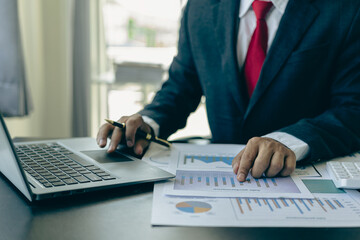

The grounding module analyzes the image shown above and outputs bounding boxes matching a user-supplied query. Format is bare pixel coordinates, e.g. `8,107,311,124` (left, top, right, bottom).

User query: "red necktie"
244,0,273,97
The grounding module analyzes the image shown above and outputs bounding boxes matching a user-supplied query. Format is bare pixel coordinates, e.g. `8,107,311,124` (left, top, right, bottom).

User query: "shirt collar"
239,0,289,18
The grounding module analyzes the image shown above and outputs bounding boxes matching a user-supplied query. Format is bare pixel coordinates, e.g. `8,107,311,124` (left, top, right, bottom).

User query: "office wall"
5,0,73,139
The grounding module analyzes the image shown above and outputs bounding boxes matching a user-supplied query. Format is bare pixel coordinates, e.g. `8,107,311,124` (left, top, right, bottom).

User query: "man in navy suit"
97,0,360,181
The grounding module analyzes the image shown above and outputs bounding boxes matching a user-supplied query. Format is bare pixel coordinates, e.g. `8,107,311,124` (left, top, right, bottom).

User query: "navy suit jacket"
139,0,360,162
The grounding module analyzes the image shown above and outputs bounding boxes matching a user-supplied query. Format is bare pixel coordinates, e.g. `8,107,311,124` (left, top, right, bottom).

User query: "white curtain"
3,0,107,138
71,0,91,137
0,0,32,117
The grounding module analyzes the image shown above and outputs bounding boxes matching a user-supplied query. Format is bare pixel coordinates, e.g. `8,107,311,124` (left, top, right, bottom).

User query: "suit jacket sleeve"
138,2,203,139
280,7,360,162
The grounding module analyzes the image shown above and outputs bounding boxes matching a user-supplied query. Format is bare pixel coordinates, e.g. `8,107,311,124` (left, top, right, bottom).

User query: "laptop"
0,114,174,201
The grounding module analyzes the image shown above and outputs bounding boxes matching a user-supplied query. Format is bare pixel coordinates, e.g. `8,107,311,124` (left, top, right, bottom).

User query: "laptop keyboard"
15,143,116,188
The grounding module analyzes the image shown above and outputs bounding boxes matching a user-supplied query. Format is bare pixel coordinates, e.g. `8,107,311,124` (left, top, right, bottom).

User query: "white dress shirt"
144,0,310,161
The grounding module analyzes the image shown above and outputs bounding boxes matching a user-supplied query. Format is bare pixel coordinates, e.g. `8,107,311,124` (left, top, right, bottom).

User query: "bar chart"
230,194,360,225
233,197,346,215
166,170,314,198
153,182,360,227
174,170,299,192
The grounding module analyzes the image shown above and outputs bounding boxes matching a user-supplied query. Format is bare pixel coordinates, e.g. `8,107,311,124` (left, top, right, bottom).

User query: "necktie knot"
252,0,273,20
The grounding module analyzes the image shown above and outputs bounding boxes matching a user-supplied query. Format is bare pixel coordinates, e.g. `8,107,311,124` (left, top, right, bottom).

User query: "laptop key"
58,174,71,179
101,176,116,180
47,167,58,171
42,182,53,188
45,175,57,180
35,176,44,181
36,170,48,174
96,172,110,177
74,176,91,183
38,179,48,184
84,173,102,182
69,173,81,177
52,181,65,187
48,177,61,183
73,166,85,171
64,170,77,174
54,172,65,176
63,178,78,185
79,170,91,174
87,166,102,172
41,173,52,178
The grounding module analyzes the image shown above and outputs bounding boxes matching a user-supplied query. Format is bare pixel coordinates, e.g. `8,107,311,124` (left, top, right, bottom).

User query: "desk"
2,141,360,240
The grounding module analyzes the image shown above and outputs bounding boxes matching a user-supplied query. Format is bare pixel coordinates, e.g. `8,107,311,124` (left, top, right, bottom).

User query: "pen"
105,119,172,148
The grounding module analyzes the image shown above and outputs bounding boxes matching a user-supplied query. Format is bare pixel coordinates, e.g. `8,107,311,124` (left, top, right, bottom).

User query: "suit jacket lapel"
244,0,319,120
211,0,248,115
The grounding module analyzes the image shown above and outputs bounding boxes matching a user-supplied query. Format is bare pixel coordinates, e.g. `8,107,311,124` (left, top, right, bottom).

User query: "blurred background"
2,0,210,141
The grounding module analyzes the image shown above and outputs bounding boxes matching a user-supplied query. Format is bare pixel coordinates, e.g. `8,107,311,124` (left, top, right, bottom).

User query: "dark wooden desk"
2,138,360,240
2,175,360,240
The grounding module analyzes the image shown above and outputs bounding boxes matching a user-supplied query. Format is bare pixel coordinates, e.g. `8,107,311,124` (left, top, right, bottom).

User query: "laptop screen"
0,115,32,201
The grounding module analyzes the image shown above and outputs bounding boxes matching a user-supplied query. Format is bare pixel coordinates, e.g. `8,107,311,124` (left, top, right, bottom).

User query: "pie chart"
176,201,212,213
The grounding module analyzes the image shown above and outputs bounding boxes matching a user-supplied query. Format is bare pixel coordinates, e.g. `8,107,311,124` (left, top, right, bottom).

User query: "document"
152,180,360,227
142,143,320,176
149,144,360,227
151,143,313,198
164,170,313,198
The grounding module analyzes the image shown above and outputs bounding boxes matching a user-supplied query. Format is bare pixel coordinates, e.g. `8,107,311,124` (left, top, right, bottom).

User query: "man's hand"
232,137,296,182
96,114,152,156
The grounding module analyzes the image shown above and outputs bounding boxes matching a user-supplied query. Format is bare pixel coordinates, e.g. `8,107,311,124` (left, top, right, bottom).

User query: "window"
103,0,183,48
97,0,210,140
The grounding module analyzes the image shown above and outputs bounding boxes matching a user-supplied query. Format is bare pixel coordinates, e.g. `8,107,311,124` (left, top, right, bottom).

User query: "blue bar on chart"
180,176,185,185
230,177,235,187
222,177,227,185
214,177,218,187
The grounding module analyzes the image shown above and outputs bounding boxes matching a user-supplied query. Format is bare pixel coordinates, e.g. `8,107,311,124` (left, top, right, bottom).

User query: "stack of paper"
142,144,360,227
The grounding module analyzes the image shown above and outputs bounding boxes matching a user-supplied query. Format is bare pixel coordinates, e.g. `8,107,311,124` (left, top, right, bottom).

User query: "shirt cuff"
142,116,160,137
263,132,310,161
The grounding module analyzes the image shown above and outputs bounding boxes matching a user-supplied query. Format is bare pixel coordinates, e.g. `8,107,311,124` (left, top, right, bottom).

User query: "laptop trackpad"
81,150,133,164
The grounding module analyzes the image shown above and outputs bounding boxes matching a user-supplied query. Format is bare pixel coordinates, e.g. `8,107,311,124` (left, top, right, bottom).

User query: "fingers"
108,125,124,153
232,149,244,175
237,140,259,181
264,152,284,177
251,149,272,178
96,122,115,148
96,114,152,155
124,114,144,147
280,152,296,176
265,147,296,177
232,137,297,182
104,116,128,153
